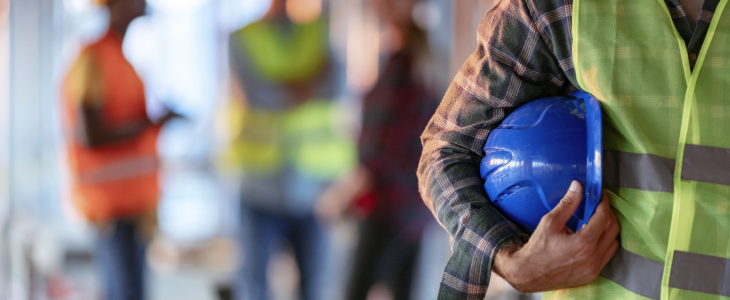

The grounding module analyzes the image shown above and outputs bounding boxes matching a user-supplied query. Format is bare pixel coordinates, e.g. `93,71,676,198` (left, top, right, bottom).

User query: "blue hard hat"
480,91,602,233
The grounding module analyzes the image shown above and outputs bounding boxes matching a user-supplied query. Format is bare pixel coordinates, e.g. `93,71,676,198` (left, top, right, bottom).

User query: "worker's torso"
225,19,356,214
62,30,159,222
545,0,730,299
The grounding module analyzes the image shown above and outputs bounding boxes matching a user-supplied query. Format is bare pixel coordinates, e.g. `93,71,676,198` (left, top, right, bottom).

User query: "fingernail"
569,181,579,192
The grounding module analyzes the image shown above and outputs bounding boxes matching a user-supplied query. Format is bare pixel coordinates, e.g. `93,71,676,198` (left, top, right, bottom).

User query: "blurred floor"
150,269,219,300
18,217,536,300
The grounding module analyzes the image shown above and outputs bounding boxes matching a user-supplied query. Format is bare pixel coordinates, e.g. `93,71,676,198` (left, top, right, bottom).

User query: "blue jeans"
95,219,146,300
236,203,326,300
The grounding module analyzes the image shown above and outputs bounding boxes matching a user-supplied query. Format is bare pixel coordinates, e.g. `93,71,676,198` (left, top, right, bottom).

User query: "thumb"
546,180,583,230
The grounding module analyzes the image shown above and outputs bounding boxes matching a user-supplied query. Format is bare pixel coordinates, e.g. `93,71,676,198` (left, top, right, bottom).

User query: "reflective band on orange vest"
601,247,730,299
77,156,158,184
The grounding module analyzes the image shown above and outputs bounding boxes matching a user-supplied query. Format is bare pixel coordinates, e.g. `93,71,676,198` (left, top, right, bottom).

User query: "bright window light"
147,0,211,13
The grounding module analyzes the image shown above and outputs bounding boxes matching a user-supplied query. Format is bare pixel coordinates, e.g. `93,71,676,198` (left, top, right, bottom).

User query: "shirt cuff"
438,206,528,299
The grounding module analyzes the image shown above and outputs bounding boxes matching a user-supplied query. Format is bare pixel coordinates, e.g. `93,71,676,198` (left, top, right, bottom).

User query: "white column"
6,0,63,298
449,0,497,78
0,0,10,297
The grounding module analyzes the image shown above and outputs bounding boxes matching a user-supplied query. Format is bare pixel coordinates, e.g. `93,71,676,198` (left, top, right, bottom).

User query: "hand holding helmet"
483,92,620,292
492,181,620,293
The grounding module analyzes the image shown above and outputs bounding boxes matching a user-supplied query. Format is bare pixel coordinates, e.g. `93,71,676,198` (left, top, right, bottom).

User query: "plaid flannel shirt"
417,0,719,298
359,51,437,236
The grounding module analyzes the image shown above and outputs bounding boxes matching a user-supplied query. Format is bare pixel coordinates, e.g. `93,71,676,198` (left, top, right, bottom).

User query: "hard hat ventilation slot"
497,102,560,130
480,149,513,179
493,185,526,204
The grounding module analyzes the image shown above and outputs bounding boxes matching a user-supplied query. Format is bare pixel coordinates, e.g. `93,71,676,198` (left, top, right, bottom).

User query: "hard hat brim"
571,91,603,231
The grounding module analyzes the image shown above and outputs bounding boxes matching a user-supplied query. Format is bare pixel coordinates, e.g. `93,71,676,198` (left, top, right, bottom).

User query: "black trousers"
344,218,421,300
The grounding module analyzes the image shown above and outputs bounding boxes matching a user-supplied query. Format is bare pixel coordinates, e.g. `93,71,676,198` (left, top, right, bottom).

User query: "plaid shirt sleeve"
417,0,577,298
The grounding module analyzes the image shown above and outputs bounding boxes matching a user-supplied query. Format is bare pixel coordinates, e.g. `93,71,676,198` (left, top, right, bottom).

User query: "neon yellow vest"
224,99,355,179
282,100,356,179
224,101,285,175
544,0,730,299
224,18,355,177
224,18,327,174
235,18,327,83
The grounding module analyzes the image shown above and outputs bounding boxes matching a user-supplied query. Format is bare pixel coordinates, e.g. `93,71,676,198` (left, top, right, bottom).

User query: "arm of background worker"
76,104,178,148
416,0,576,298
287,52,341,104
228,68,249,106
227,34,260,108
72,54,177,148
315,165,372,223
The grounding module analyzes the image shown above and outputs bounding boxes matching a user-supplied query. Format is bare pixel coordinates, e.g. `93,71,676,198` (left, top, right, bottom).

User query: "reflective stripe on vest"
282,99,356,179
680,145,730,186
603,151,676,192
600,247,730,299
603,145,730,192
547,0,730,299
77,155,158,184
600,247,663,300
224,101,285,174
224,99,356,178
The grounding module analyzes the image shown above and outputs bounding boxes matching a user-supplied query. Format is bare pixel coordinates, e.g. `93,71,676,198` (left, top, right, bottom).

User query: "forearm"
99,120,154,145
418,119,529,297
84,120,154,148
418,142,493,237
492,237,526,278
77,106,155,148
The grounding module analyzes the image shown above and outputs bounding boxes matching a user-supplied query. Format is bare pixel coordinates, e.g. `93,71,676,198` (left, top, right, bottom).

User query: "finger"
578,192,612,241
603,191,619,231
595,206,620,253
545,180,583,230
599,239,620,270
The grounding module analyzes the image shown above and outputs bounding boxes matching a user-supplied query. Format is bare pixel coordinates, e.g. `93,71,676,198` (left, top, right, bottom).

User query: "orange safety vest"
61,30,160,222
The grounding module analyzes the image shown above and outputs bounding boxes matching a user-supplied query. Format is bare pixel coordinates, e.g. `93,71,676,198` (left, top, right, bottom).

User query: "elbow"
417,138,446,183
84,139,104,148
417,150,440,209
75,127,105,148
78,135,100,148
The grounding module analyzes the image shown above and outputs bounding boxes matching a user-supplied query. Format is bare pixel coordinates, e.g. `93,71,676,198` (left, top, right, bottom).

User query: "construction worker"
418,0,730,299
225,0,353,299
315,0,439,299
60,0,180,299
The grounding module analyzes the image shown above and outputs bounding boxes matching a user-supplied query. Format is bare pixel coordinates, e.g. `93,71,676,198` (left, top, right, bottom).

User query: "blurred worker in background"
60,0,181,299
225,0,354,299
316,0,439,299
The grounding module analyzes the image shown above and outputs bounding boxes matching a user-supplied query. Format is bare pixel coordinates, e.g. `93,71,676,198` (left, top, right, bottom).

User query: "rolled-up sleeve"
417,0,576,298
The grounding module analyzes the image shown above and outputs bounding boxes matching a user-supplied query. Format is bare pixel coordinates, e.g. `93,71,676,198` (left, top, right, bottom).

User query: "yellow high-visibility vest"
224,99,355,179
544,0,730,299
224,18,355,177
234,18,327,83
282,99,356,180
